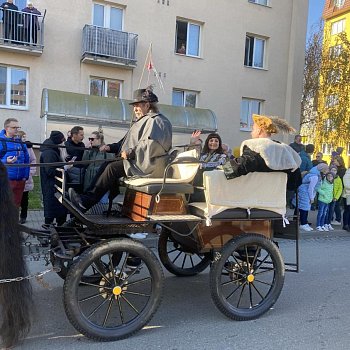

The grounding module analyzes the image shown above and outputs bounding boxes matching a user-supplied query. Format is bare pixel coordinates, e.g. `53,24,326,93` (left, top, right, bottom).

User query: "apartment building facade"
0,0,308,146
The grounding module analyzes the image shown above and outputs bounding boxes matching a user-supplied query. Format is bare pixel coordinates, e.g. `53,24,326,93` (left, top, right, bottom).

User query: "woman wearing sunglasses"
82,131,115,193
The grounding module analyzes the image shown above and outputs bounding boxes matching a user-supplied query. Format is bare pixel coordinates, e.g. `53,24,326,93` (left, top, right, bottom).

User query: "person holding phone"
0,118,29,207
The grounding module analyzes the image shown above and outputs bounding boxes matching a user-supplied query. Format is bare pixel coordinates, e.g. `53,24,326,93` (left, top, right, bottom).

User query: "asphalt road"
18,235,350,350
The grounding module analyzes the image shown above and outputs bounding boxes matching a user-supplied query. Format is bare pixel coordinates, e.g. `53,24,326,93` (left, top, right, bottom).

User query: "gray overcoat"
121,112,172,178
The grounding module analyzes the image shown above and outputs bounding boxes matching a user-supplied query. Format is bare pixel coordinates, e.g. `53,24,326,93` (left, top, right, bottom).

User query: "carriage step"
148,214,202,222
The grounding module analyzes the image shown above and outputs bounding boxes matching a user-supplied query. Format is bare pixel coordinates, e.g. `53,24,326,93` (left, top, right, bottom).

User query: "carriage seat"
189,202,282,220
123,149,199,195
193,170,288,223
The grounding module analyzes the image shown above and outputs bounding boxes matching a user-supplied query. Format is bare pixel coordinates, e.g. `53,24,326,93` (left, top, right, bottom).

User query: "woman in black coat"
40,131,67,225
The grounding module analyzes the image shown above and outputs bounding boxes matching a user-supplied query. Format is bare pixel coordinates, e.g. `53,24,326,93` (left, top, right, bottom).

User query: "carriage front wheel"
63,238,164,341
209,234,285,321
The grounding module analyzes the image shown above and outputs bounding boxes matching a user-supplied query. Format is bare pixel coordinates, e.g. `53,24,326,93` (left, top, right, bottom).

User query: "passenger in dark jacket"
224,114,301,191
40,131,67,226
65,126,85,191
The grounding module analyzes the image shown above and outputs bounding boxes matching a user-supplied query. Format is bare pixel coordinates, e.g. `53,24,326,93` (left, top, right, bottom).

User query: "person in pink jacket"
18,131,36,224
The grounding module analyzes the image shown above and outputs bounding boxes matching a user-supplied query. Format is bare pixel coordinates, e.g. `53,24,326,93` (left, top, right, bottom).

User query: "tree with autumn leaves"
302,20,350,156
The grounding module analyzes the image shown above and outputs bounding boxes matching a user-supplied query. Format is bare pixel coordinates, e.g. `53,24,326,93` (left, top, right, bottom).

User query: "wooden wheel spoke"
124,290,150,297
79,290,109,303
102,297,114,327
171,251,182,264
116,295,124,324
127,276,151,287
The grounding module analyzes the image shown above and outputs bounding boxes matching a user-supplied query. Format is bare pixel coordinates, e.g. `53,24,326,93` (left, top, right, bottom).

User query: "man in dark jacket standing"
1,0,18,41
22,1,41,44
69,87,172,211
0,118,29,207
40,131,67,226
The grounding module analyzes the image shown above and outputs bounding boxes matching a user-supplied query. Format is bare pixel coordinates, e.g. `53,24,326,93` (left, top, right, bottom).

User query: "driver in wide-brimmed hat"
224,114,302,185
69,86,172,213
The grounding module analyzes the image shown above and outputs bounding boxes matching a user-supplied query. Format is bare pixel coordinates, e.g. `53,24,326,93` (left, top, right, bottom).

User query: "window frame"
329,44,342,59
334,0,345,8
172,89,198,108
0,65,29,110
248,0,269,6
240,97,263,131
175,19,202,57
325,94,339,108
322,143,333,156
89,77,122,99
331,18,345,35
244,34,267,69
92,2,124,31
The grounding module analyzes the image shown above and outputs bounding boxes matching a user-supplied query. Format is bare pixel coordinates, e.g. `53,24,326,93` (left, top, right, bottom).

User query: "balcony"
82,25,138,68
0,8,45,55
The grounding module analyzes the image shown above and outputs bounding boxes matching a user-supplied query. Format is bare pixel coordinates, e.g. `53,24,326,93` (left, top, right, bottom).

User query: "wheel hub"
247,274,255,283
99,271,128,299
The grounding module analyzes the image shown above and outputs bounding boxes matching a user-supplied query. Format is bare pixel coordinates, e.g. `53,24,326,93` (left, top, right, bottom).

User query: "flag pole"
138,43,152,89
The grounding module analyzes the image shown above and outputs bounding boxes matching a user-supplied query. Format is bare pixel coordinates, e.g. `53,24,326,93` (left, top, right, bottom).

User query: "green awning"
41,88,217,133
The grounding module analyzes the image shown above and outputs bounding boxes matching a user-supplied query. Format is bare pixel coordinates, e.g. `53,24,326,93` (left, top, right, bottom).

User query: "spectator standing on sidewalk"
300,143,314,176
17,130,36,224
331,155,346,226
294,163,329,232
0,118,29,207
289,134,304,154
40,131,68,226
324,165,343,231
312,152,326,167
316,172,334,231
342,167,350,231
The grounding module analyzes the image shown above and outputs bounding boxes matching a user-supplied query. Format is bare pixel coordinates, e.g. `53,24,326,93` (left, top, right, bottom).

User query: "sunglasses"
88,138,97,141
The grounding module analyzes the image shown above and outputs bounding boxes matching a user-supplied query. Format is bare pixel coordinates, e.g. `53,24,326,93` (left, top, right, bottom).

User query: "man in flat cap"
69,87,172,211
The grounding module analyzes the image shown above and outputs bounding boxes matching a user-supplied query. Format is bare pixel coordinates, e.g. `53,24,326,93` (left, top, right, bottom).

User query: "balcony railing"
82,25,138,68
0,8,45,54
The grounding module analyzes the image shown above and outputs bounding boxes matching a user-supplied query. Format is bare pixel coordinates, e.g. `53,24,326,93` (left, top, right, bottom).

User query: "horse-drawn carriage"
37,148,299,341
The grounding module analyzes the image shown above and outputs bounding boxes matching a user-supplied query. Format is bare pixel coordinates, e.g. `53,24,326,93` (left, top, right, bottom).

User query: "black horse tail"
0,162,33,348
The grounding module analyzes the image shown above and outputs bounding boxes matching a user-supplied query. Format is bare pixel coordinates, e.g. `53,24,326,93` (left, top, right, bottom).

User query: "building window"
89,78,122,98
93,3,123,30
175,19,201,57
325,94,339,108
244,35,266,68
327,69,341,84
331,19,345,35
0,66,28,109
248,0,269,5
322,143,333,155
240,98,262,131
329,44,342,59
334,0,345,8
172,89,198,108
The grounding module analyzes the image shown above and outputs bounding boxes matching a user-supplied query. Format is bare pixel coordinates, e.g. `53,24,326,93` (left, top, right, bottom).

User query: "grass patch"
28,176,42,209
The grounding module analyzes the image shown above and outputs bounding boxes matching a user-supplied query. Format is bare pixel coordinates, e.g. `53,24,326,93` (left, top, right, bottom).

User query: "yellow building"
316,0,350,164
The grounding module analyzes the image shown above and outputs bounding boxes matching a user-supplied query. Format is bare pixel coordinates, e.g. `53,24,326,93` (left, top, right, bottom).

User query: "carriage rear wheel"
63,238,164,341
158,229,211,276
209,234,284,321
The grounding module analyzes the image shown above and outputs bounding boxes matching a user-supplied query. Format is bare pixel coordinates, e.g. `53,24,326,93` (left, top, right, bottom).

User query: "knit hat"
49,130,65,145
316,163,329,173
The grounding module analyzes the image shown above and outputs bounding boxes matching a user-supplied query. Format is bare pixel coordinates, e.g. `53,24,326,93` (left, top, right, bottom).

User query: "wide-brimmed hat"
129,87,158,105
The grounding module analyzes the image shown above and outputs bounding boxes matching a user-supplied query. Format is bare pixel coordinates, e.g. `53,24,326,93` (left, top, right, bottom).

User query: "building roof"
323,0,350,20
